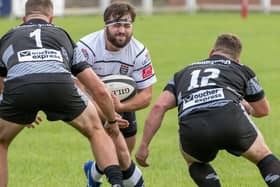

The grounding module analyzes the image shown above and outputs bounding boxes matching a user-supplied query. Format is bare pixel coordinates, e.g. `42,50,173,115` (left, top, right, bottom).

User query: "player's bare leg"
68,101,123,186
0,119,25,187
242,131,271,163
179,142,221,187
242,131,280,187
84,115,144,186
125,135,136,154
68,101,119,170
106,125,131,170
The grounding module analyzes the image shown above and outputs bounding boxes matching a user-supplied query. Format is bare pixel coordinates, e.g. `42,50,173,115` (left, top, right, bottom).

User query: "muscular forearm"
119,94,151,112
77,68,116,121
140,104,165,147
116,87,152,112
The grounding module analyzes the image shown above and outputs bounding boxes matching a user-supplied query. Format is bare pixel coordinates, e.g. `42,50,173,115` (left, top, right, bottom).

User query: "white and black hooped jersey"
76,30,156,89
164,55,265,118
0,19,90,85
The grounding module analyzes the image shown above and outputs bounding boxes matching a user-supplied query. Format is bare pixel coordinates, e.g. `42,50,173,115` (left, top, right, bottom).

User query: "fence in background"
64,0,280,15
1,0,280,17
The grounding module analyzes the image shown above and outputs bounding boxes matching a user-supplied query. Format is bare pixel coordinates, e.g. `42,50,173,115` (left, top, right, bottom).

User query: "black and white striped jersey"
0,19,90,83
164,55,265,118
76,29,156,90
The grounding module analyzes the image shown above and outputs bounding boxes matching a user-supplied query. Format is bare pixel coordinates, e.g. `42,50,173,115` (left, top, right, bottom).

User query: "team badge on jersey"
120,64,129,74
142,64,153,79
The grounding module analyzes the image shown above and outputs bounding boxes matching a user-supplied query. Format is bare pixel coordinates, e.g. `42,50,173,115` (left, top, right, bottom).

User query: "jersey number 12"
187,68,220,91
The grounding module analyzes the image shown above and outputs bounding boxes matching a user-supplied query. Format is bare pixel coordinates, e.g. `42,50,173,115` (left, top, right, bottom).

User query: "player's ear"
209,48,215,57
22,16,26,22
49,16,54,24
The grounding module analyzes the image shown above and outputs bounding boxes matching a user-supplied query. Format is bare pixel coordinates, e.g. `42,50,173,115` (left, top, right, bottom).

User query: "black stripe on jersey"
98,74,114,78
95,60,134,67
133,62,151,72
135,47,145,58
79,40,96,57
97,73,156,83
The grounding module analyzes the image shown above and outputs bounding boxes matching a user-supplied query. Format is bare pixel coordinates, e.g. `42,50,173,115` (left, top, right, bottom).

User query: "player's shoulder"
237,62,256,77
127,37,146,57
78,30,103,48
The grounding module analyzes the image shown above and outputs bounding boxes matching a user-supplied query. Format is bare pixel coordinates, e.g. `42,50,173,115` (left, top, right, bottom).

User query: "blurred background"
1,0,280,17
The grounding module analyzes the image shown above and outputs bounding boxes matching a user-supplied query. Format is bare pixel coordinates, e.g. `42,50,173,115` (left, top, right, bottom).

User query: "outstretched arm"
135,90,176,167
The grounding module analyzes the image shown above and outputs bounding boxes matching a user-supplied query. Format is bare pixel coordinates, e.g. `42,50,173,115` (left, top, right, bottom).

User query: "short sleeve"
131,48,156,89
71,47,91,76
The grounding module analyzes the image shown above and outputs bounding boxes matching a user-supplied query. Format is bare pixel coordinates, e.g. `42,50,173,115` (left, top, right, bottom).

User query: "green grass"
1,12,280,186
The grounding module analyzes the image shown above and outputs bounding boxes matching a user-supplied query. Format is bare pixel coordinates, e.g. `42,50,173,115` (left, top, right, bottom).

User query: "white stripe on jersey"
6,61,69,80
77,29,156,89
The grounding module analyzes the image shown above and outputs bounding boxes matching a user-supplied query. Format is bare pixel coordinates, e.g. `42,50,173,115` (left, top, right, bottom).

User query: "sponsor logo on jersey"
81,48,89,61
183,88,225,110
142,64,153,79
120,64,129,74
17,49,63,62
265,174,280,184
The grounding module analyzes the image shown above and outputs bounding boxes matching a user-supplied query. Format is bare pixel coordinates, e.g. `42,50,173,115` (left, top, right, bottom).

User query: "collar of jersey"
22,19,50,25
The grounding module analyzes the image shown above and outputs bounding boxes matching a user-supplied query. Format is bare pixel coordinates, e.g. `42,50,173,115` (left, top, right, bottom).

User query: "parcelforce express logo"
17,49,63,62
183,88,225,110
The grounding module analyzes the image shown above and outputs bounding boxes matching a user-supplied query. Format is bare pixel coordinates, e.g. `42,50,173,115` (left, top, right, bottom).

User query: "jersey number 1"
30,28,43,48
187,68,220,91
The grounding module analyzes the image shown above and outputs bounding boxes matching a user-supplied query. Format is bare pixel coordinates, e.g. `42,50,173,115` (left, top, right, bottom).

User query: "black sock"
189,162,221,187
95,163,104,175
122,160,144,187
104,165,124,187
257,154,280,187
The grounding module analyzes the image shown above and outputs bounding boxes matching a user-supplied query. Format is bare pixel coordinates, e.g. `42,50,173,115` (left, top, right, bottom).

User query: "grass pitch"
1,12,280,186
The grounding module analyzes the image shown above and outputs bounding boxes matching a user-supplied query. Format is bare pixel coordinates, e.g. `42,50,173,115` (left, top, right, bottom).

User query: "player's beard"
106,28,132,48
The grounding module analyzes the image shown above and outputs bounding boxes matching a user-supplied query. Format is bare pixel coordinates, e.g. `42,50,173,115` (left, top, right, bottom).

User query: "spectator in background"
76,1,156,187
0,0,124,186
136,33,280,187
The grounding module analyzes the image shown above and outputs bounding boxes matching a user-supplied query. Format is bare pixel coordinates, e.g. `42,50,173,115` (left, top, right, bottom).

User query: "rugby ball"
102,75,137,102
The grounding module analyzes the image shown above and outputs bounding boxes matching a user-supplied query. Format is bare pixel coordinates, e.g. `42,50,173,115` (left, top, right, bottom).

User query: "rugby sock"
189,162,221,187
257,154,280,187
91,162,104,182
122,160,144,187
104,165,124,187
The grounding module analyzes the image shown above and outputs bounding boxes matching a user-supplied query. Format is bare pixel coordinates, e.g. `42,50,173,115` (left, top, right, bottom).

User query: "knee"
83,123,105,140
106,127,120,139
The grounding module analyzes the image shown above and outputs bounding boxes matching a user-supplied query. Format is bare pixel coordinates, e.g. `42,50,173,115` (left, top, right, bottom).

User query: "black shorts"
179,102,257,162
0,76,88,125
119,112,137,138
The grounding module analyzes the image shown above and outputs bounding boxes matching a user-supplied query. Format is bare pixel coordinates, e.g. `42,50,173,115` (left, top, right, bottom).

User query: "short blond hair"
213,33,242,60
25,0,53,17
